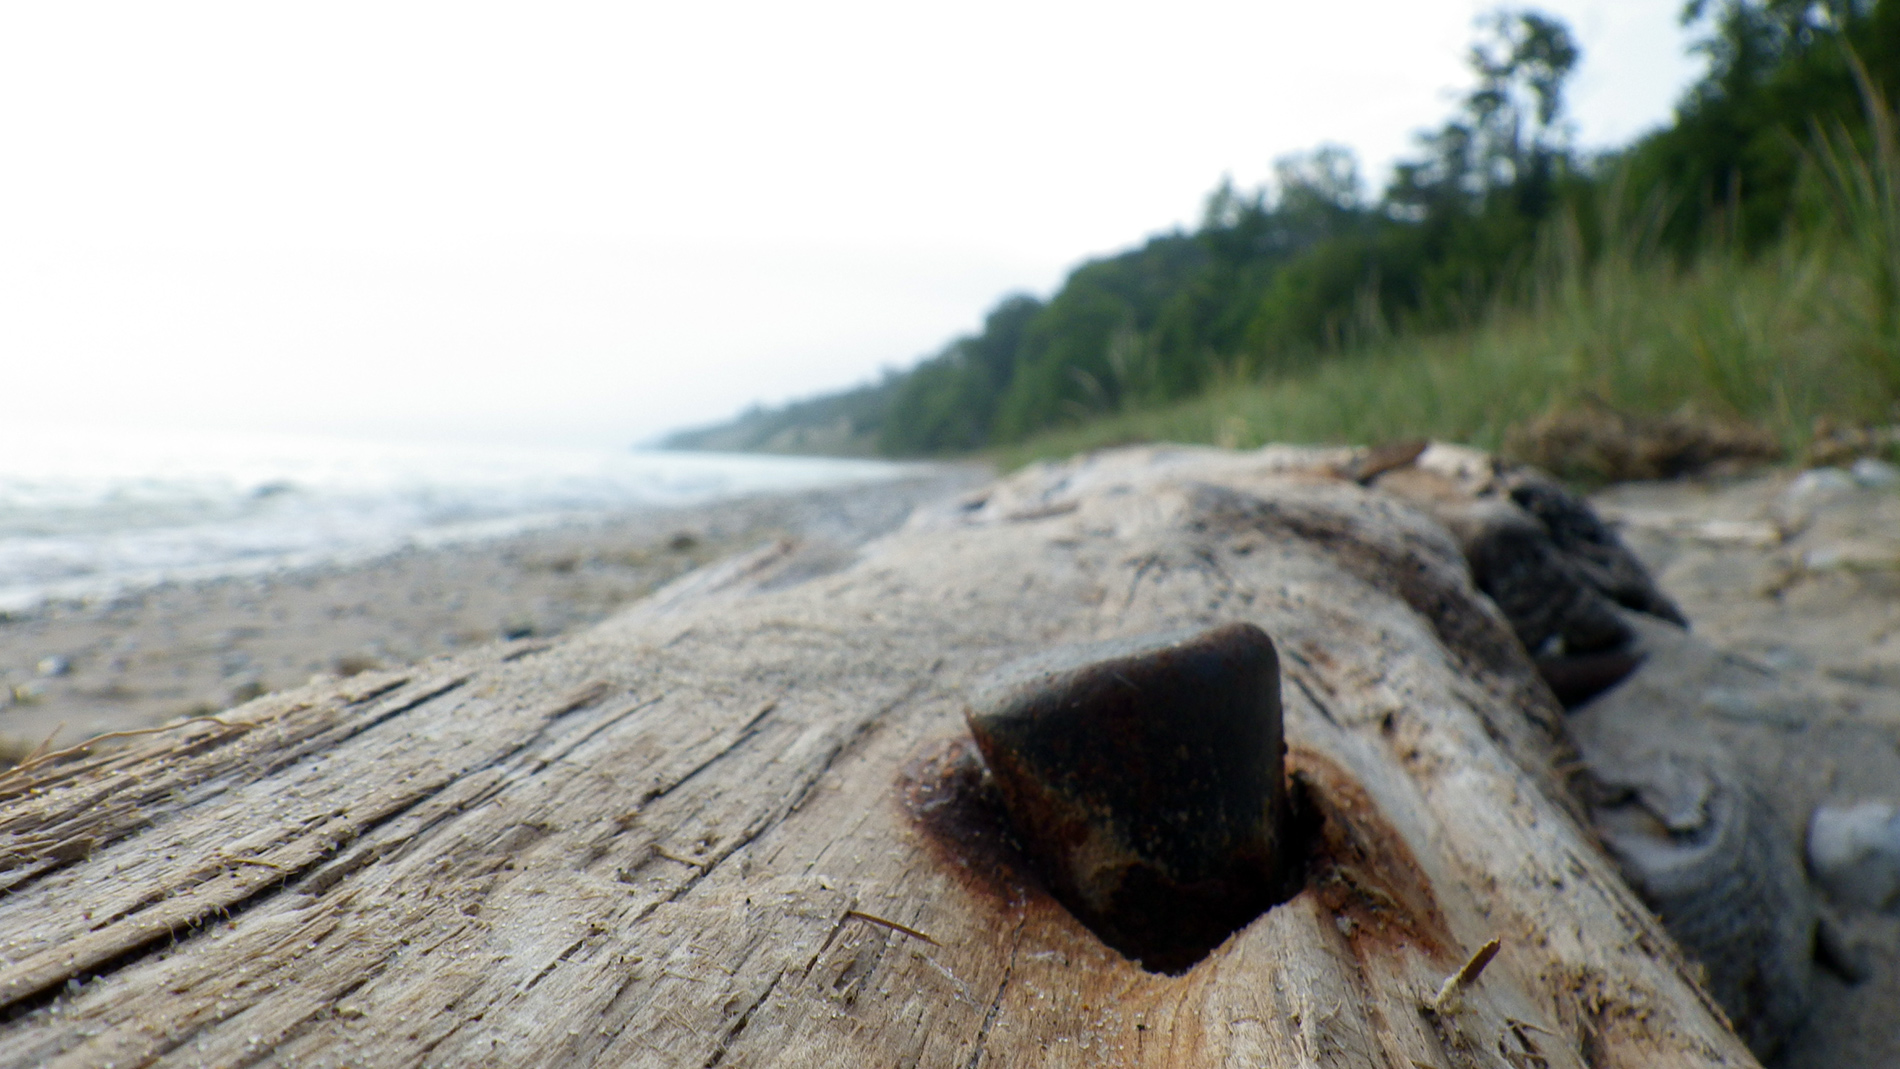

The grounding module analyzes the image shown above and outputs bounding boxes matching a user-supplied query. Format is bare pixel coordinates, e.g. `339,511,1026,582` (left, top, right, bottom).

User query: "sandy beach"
5,456,1894,752
1597,467,1900,716
0,465,988,756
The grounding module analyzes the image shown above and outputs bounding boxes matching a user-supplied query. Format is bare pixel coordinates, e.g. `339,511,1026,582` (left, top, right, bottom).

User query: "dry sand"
1593,466,1900,1068
1595,470,1900,711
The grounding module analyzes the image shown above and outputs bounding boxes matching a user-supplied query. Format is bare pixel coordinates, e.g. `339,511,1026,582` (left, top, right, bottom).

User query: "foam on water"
0,425,904,612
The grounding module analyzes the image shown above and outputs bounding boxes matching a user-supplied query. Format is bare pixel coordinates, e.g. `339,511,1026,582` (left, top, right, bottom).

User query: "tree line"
664,0,1900,457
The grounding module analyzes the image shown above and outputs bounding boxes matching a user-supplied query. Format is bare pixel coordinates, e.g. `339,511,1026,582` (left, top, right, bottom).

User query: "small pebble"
1849,457,1900,488
1808,802,1900,912
1786,467,1857,503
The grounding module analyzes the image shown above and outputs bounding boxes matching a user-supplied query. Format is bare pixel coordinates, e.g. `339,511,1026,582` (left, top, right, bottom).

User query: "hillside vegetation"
662,0,1900,473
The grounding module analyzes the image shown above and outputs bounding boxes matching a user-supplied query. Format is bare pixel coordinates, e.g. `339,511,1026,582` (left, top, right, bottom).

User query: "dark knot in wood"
964,621,1289,972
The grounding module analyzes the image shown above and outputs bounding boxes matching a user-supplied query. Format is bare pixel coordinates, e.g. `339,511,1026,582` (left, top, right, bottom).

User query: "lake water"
0,426,904,612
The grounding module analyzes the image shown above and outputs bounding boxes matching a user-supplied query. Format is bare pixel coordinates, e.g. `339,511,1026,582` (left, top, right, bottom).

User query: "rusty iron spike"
965,621,1289,972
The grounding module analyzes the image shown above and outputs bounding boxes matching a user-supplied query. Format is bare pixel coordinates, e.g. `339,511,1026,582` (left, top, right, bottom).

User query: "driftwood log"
0,445,1759,1067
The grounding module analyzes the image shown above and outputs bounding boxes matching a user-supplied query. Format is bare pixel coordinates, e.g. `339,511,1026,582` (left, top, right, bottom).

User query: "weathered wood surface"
0,445,1755,1068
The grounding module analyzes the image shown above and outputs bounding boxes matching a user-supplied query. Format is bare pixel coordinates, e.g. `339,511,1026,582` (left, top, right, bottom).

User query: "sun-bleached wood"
0,445,1756,1068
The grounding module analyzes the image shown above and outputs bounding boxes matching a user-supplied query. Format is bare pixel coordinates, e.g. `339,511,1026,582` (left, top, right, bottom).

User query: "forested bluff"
662,1,1900,461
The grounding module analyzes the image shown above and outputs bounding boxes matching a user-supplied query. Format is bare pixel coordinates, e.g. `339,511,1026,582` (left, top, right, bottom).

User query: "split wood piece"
965,622,1288,971
0,444,1756,1068
1371,444,1686,706
1568,610,1824,1058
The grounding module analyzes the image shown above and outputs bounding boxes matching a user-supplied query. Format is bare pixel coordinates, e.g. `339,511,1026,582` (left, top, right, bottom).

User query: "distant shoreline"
0,466,987,756
0,427,918,617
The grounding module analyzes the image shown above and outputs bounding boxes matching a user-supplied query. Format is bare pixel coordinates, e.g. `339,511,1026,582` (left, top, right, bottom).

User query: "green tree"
1620,0,1900,252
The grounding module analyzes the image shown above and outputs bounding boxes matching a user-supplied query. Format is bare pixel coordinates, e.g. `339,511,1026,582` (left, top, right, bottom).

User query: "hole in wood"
902,734,1320,973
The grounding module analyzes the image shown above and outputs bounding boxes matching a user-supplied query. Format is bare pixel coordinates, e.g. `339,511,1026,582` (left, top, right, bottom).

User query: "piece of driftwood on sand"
0,445,1757,1068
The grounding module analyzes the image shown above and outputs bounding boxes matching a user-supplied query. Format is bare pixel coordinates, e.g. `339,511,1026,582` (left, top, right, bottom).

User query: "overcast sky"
0,1,1704,449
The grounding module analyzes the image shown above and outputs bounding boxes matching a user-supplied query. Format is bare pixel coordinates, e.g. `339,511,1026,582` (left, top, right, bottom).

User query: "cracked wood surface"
0,445,1756,1068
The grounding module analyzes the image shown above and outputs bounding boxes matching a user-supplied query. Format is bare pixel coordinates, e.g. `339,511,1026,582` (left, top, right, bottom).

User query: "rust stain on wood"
899,735,1040,913
1288,746,1455,962
901,733,1455,978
